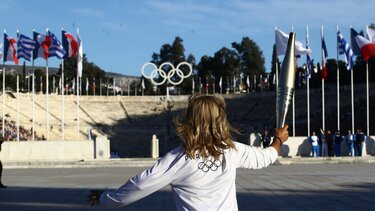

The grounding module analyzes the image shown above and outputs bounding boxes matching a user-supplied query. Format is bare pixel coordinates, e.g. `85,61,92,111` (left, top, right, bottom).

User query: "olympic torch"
276,32,296,128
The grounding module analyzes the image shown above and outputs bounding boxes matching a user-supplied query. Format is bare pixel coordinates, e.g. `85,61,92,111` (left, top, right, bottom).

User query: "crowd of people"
308,128,366,157
0,115,44,141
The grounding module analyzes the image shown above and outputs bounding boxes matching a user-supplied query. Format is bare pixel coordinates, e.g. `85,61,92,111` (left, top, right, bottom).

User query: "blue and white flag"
48,30,66,59
17,33,36,61
337,30,354,70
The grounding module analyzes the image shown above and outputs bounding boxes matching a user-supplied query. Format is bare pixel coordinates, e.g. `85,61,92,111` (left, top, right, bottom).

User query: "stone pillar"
95,136,110,160
249,133,262,147
151,134,159,158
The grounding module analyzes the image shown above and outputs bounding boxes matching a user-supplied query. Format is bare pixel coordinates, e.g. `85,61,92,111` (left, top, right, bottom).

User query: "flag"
86,78,89,92
72,78,75,91
246,75,250,88
62,30,78,58
337,30,354,70
17,33,36,61
40,76,43,91
52,76,56,91
366,24,375,43
351,28,375,61
76,29,83,77
113,78,116,92
59,77,61,91
275,28,312,56
4,33,18,64
33,31,50,60
306,26,312,79
141,78,145,90
48,31,66,59
192,77,195,91
92,78,96,91
219,76,222,88
321,30,328,80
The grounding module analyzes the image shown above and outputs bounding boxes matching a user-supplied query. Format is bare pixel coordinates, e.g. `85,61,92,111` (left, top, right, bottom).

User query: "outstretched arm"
236,125,289,169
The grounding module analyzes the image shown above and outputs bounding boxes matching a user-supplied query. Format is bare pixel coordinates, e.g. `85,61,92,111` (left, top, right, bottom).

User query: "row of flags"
1,28,83,76
276,26,375,79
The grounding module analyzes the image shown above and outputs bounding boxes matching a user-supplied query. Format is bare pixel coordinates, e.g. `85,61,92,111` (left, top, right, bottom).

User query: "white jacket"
100,142,278,211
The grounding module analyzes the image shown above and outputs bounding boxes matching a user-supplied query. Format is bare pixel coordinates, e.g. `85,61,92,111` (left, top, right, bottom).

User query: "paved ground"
0,163,374,211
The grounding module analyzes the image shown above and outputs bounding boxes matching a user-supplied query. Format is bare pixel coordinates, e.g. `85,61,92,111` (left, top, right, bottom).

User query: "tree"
150,36,194,95
232,37,266,76
59,54,106,95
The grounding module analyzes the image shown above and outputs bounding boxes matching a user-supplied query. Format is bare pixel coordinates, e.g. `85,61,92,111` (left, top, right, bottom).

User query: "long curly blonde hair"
175,93,237,160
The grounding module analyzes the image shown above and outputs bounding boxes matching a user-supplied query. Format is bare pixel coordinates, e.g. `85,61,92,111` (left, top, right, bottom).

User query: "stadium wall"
0,136,110,161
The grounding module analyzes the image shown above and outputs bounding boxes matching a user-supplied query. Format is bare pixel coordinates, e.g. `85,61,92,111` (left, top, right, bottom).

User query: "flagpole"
31,30,35,141
321,26,325,131
306,26,310,137
307,71,310,136
17,75,19,141
2,30,5,138
349,25,354,133
61,60,65,141
365,26,370,136
45,29,50,141
77,70,80,140
16,31,20,141
336,26,340,132
46,58,49,140
366,61,369,136
32,73,35,141
351,69,354,133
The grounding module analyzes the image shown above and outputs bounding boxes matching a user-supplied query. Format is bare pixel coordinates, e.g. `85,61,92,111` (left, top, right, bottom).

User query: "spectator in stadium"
334,131,343,157
320,129,328,157
309,131,319,157
326,130,334,157
346,130,355,157
261,128,271,148
355,129,366,157
88,93,289,210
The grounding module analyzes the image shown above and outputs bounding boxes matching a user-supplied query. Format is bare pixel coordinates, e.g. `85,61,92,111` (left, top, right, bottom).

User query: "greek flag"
17,33,36,61
48,31,66,59
337,31,354,70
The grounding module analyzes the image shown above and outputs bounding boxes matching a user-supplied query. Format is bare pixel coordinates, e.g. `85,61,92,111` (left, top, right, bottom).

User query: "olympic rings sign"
141,62,192,86
197,159,222,172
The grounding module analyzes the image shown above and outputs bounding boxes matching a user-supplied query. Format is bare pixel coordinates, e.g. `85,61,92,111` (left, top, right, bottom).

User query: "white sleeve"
234,142,278,169
99,151,181,208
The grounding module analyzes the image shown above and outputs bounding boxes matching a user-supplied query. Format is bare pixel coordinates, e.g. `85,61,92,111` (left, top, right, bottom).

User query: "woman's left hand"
87,190,104,206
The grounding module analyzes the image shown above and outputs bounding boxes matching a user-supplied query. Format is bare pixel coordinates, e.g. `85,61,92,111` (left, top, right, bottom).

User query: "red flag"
4,33,18,64
321,30,328,80
351,28,375,61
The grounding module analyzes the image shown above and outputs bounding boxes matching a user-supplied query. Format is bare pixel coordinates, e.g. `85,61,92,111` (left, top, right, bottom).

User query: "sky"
0,0,373,77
